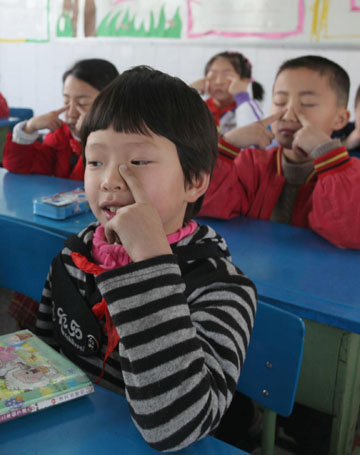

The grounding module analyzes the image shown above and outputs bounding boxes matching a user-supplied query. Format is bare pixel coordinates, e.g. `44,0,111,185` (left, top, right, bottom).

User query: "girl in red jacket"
3,58,119,181
190,51,264,134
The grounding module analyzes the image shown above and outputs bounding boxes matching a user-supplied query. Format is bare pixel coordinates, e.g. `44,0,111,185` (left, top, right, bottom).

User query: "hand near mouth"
292,110,331,158
104,165,172,262
23,105,69,134
223,110,284,149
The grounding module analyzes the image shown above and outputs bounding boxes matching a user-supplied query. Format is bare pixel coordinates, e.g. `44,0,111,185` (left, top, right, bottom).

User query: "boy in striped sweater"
36,66,257,451
200,55,360,249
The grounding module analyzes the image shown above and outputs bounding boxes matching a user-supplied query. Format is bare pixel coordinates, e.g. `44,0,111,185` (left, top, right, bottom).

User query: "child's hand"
227,76,250,97
223,111,283,149
292,110,332,157
104,165,172,262
189,78,209,95
74,105,87,136
23,106,68,134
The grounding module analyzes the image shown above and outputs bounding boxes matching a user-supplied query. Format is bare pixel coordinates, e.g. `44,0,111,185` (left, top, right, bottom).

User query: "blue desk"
0,385,245,455
0,168,95,235
201,216,360,455
202,216,360,334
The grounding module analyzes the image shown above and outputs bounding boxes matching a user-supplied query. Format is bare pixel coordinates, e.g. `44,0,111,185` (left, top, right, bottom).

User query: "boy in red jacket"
200,55,360,249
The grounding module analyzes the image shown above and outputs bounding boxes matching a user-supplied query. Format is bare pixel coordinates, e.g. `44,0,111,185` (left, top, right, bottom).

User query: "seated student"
200,55,360,250
3,58,119,180
332,84,360,157
35,67,257,452
190,51,264,134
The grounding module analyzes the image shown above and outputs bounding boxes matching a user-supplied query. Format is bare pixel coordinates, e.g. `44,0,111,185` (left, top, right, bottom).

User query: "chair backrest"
237,300,305,417
8,107,34,131
0,217,66,301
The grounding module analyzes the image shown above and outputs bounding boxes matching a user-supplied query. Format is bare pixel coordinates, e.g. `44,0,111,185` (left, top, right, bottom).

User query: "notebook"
0,330,94,423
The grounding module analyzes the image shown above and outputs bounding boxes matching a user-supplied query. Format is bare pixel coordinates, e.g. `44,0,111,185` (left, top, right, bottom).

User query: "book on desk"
0,330,94,423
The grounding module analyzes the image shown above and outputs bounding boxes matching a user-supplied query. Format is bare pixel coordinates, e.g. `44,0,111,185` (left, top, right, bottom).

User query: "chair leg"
261,409,276,455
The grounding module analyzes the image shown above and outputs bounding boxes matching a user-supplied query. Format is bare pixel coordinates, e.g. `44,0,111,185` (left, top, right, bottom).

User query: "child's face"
270,67,348,162
84,128,203,235
206,57,239,107
63,75,100,136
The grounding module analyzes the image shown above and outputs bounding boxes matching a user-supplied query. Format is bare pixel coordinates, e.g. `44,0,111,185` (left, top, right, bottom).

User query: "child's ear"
333,107,350,131
185,172,210,203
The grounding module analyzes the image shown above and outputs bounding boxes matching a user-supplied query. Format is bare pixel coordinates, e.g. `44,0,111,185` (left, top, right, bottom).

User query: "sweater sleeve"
200,136,261,219
95,254,256,452
308,146,360,249
3,130,57,176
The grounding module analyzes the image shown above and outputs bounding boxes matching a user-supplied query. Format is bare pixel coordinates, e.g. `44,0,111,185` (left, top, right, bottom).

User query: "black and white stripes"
36,222,256,452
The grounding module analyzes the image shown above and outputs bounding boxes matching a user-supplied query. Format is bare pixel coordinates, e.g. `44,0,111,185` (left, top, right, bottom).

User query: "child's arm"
199,114,280,219
95,241,256,451
309,146,360,249
21,106,68,135
227,76,264,126
293,111,360,249
3,107,71,176
189,78,209,96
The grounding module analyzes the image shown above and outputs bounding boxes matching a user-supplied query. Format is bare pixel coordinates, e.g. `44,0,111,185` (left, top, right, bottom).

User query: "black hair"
275,55,350,107
81,65,218,222
62,58,119,92
204,51,264,102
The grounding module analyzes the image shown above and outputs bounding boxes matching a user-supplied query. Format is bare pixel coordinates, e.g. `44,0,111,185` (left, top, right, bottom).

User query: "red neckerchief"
71,251,120,383
206,98,236,128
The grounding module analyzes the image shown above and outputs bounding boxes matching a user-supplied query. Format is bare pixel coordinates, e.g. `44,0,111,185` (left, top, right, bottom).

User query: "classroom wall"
1,40,360,121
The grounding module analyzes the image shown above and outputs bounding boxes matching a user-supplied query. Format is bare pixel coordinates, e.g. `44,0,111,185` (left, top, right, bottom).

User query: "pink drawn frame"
351,0,360,11
186,0,305,39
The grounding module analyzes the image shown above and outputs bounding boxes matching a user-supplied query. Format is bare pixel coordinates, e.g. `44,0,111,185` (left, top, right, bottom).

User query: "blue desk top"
0,168,95,235
202,217,360,334
0,385,245,455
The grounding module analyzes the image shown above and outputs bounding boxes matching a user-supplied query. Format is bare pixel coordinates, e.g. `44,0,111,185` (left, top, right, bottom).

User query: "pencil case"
33,187,90,220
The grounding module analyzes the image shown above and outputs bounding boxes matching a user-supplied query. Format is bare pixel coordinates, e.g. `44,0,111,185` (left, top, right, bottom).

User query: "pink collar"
91,221,198,270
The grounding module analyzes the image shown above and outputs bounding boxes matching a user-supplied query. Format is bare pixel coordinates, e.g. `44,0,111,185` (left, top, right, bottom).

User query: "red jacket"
200,136,360,249
3,123,84,180
0,92,9,118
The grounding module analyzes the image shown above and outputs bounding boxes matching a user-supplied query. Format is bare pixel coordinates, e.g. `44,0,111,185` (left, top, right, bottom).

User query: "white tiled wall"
0,39,359,119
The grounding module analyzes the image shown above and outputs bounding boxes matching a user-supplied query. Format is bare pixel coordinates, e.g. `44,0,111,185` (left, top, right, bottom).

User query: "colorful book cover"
0,330,94,423
33,187,90,220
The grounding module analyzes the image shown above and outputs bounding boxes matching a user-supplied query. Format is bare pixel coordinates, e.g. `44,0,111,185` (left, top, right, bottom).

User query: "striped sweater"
36,222,257,452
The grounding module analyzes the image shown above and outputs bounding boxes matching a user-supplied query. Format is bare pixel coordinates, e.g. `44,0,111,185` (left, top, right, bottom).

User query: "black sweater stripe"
121,316,193,350
120,338,200,375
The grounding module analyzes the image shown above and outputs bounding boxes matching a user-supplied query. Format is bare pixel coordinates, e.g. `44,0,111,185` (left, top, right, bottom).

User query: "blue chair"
0,217,66,301
237,300,305,455
0,107,34,131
